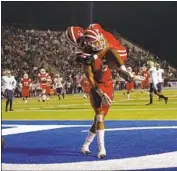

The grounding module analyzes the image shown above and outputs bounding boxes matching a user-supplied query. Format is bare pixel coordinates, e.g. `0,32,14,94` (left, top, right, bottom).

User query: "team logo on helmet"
40,69,46,74
83,29,106,51
88,23,102,33
65,26,84,47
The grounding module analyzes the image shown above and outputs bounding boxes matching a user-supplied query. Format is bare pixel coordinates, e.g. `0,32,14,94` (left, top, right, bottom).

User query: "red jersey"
81,77,91,93
142,70,149,80
102,30,127,63
21,78,31,88
38,73,49,85
92,58,112,83
21,78,31,97
141,70,150,89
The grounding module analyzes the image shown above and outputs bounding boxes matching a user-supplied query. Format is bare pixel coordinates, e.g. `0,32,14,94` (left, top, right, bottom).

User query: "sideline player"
38,68,48,102
2,70,17,111
80,74,91,98
156,63,164,100
146,61,168,105
141,65,150,93
20,73,32,103
125,67,135,100
54,74,64,100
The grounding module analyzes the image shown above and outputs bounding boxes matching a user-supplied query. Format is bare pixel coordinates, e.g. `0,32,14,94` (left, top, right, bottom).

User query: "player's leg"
154,84,168,104
146,83,153,105
81,117,96,154
95,110,107,159
81,91,97,154
8,90,14,111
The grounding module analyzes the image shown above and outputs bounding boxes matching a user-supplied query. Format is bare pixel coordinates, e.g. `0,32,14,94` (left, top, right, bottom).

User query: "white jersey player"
156,63,164,95
146,61,168,105
2,70,17,111
54,74,64,100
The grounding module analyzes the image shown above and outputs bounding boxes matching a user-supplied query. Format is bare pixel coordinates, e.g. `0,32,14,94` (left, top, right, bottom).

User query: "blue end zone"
2,120,177,170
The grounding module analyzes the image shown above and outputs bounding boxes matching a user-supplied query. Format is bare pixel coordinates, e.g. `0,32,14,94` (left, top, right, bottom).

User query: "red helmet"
83,29,106,51
88,23,103,33
65,26,84,47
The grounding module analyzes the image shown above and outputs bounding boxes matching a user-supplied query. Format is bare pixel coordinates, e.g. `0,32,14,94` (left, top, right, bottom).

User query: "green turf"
2,90,177,120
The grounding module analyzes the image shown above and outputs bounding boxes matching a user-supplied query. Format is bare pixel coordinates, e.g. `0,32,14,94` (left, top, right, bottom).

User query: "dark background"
2,1,177,67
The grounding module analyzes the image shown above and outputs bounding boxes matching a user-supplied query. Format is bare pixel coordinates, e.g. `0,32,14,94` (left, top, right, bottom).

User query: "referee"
2,70,17,112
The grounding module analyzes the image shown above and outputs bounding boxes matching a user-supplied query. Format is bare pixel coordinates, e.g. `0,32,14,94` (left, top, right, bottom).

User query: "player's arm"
149,69,158,90
83,65,112,106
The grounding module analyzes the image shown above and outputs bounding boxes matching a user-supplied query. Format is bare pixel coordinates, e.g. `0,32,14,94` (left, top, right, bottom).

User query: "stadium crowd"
2,25,177,97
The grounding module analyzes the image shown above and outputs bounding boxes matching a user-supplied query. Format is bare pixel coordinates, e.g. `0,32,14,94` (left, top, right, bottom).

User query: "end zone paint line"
2,151,177,170
81,126,177,132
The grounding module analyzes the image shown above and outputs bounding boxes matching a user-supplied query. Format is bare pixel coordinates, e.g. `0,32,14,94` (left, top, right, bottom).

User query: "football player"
66,25,135,82
54,74,64,100
46,75,52,101
146,61,168,105
20,74,32,103
80,74,91,98
125,67,135,100
2,70,17,111
38,68,48,102
156,63,164,100
66,28,115,159
141,65,150,93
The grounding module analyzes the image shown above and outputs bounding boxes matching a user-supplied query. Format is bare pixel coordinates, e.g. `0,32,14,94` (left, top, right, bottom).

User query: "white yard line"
11,107,177,112
2,151,177,170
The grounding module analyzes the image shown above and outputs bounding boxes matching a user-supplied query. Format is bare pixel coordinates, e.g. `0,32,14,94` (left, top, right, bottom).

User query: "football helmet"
88,23,103,33
40,68,46,74
24,73,28,79
65,26,84,47
147,61,155,68
142,65,147,71
6,70,11,77
83,29,106,51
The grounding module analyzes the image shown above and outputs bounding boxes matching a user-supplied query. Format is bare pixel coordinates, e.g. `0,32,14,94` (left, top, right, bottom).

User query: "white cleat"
97,149,106,159
80,146,91,155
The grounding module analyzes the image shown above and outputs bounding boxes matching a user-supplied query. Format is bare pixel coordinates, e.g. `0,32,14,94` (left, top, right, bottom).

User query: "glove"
96,88,112,107
75,52,95,65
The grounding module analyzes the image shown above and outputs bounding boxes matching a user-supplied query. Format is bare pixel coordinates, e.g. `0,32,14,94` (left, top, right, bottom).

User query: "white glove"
96,88,112,107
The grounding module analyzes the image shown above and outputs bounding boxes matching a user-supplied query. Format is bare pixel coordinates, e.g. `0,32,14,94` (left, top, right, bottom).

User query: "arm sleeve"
12,78,17,89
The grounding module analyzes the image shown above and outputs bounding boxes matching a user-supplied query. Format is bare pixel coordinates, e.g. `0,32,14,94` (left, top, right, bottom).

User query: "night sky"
2,1,177,68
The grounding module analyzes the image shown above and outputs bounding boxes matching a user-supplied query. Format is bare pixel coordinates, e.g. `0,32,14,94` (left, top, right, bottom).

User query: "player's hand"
75,52,95,65
96,88,112,107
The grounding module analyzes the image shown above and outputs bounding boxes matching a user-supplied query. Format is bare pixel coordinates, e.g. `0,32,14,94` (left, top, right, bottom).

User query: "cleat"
81,146,91,155
5,109,8,112
9,109,13,111
164,97,168,104
97,149,106,159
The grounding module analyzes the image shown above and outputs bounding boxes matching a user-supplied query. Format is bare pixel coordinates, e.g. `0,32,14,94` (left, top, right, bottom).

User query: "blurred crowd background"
2,25,177,97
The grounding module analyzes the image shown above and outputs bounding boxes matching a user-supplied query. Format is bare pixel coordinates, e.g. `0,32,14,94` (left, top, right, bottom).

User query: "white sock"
83,131,96,147
128,93,130,100
97,129,105,151
120,65,127,71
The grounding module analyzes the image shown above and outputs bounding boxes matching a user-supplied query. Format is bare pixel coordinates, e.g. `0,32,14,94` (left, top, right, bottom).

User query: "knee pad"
96,114,103,123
